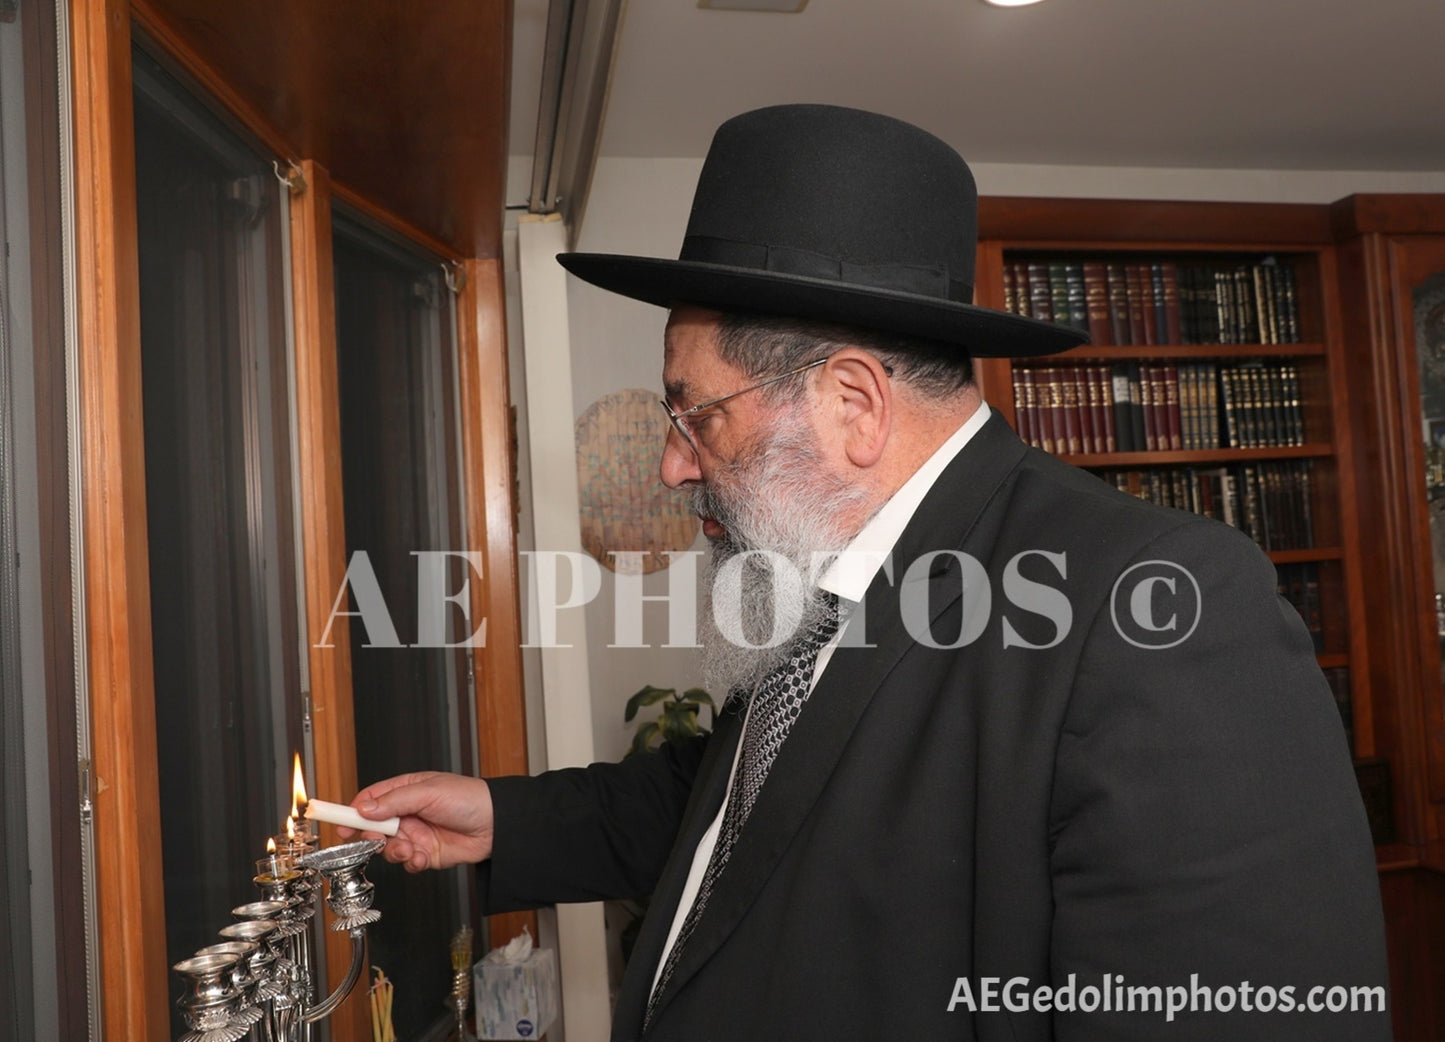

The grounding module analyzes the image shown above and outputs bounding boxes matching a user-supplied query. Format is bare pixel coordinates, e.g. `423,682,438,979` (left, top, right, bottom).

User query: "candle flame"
286,816,295,840
266,837,276,854
290,753,308,818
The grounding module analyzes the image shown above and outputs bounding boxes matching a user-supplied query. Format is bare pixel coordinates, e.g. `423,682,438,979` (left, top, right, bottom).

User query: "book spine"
1279,261,1300,343
1140,364,1158,450
1086,366,1108,454
1095,366,1117,453
1012,367,1035,446
1178,265,1198,344
1258,262,1280,345
1219,366,1240,448
1221,269,1238,344
1035,366,1057,454
1280,362,1304,445
1235,268,1255,344
1111,364,1133,452
1126,264,1148,346
1160,260,1183,344
1106,263,1131,345
1203,362,1219,448
1220,466,1239,529
1240,365,1260,449
1027,262,1053,324
1180,363,1199,451
1139,264,1159,345
1162,363,1182,451
1049,262,1072,332
1075,368,1097,455
1265,364,1287,447
1244,365,1264,448
1151,263,1168,344
1241,463,1265,545
1003,262,1022,317
1128,363,1146,451
1065,262,1090,334
1060,367,1083,455
1083,261,1110,344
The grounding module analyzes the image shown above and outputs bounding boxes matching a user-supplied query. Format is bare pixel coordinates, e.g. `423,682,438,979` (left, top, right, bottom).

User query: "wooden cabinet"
1333,195,1445,858
1331,192,1445,1042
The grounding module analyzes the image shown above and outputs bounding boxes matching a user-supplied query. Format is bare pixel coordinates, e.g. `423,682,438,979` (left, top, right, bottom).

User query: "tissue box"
474,946,558,1040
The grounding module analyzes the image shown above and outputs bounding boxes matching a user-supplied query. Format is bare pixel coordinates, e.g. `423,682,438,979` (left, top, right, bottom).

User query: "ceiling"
136,0,1445,259
510,0,1445,179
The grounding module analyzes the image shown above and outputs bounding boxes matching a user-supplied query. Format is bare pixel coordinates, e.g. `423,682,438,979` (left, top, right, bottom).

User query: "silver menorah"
170,823,385,1042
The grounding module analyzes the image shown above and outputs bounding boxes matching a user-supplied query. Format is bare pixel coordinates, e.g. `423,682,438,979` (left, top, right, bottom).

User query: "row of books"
1100,461,1316,551
1003,257,1301,346
1012,360,1307,454
1277,562,1327,655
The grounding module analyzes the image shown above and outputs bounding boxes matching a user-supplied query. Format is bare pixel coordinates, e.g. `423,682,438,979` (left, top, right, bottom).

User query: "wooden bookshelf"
971,195,1445,1039
974,198,1371,757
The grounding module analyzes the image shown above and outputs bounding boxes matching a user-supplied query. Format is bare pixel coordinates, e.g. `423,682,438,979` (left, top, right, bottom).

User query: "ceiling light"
698,0,809,11
981,0,1048,6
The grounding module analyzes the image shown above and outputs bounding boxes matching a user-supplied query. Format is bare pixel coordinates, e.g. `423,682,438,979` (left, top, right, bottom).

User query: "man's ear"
821,349,891,468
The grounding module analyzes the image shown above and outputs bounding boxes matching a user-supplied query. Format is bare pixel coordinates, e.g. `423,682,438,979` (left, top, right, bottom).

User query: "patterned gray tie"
645,592,842,1027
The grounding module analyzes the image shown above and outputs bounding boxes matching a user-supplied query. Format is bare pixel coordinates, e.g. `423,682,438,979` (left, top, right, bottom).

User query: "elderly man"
344,105,1389,1040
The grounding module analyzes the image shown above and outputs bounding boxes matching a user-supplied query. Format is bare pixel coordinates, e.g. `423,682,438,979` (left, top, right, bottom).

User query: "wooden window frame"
69,2,530,1038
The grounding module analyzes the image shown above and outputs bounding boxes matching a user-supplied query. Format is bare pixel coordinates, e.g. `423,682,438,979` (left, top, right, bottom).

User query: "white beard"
692,414,870,700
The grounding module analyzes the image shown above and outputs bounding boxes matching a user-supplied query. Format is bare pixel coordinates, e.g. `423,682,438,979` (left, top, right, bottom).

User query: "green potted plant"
624,684,717,758
612,684,717,962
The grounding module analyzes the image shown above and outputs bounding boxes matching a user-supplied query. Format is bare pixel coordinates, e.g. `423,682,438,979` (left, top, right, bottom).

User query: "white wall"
567,159,712,764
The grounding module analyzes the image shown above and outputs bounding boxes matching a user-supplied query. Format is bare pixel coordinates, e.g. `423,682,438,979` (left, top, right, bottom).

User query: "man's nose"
659,426,702,489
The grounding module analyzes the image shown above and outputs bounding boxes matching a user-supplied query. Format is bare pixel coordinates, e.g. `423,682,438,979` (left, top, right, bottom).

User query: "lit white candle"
303,798,400,837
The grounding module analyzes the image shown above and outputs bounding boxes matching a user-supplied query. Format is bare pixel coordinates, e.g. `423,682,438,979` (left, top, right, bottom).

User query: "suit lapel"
645,412,1029,1024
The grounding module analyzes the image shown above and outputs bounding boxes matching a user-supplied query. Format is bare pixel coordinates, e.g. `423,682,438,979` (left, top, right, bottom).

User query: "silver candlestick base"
174,838,386,1041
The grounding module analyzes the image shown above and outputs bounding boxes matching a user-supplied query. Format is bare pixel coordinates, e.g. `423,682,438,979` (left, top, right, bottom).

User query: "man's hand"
338,772,494,873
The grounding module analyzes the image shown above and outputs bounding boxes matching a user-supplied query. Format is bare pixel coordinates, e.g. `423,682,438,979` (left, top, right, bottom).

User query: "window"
66,10,524,1035
131,44,302,1035
332,209,476,1037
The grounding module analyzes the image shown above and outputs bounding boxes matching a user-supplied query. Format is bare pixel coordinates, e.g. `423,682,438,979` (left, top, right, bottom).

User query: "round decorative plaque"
575,388,699,574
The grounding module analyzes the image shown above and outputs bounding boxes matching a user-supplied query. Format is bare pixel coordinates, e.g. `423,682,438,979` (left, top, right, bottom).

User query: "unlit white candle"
303,798,400,837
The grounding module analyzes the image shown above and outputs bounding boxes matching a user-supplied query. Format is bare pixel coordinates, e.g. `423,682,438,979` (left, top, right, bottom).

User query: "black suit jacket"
483,414,1390,1040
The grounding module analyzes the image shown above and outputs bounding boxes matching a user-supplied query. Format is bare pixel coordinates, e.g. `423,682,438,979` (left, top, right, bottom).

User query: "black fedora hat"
558,104,1085,358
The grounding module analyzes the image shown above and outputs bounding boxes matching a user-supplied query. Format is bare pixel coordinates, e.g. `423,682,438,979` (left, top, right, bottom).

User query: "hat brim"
558,253,1088,358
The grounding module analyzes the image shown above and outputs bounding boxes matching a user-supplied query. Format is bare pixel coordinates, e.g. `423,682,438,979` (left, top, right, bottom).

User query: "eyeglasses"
659,355,830,456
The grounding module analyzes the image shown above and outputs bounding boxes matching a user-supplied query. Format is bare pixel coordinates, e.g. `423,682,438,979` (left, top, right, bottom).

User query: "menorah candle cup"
173,951,247,1042
231,899,288,922
195,941,264,1026
254,852,297,885
297,838,384,930
219,920,282,998
233,897,305,942
252,854,308,917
